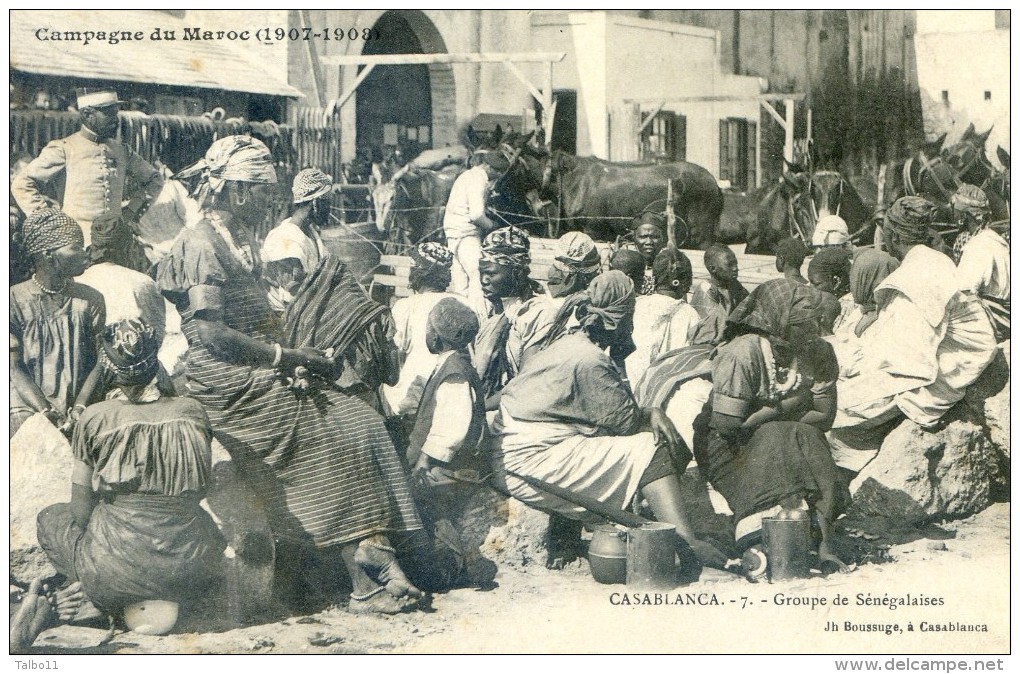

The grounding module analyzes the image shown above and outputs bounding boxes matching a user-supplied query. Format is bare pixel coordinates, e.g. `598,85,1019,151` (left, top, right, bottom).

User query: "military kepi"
76,88,125,109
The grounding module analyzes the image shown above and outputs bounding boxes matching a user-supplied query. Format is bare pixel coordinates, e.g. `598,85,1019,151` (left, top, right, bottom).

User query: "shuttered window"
719,118,756,191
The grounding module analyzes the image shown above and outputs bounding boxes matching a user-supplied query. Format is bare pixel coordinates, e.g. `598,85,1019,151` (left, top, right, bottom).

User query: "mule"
744,162,873,254
497,137,723,248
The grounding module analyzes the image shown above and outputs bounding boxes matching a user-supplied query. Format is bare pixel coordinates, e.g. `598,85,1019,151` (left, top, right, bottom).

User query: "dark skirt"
37,494,225,613
693,419,849,526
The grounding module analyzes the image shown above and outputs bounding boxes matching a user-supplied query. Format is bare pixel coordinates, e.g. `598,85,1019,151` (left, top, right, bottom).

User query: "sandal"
347,587,409,615
354,539,423,600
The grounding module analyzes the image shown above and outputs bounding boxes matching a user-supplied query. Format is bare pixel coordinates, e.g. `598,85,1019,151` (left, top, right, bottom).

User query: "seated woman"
492,270,728,577
382,242,458,419
828,249,900,375
472,226,543,407
807,247,855,337
10,208,105,437
692,278,850,577
158,136,422,615
625,247,699,384
36,319,224,626
261,167,331,314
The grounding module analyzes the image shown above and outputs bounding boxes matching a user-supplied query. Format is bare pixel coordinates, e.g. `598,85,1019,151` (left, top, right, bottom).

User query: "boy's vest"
408,349,485,464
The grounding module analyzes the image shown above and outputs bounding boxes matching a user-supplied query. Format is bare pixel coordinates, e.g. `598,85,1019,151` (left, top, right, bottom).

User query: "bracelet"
272,343,283,368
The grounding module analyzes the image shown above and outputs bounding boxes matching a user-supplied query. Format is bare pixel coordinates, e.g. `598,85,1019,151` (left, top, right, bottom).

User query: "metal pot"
588,524,627,584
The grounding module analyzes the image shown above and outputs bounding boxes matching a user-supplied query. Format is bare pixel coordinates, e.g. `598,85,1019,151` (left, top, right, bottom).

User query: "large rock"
10,414,74,583
848,416,1004,525
962,340,1010,461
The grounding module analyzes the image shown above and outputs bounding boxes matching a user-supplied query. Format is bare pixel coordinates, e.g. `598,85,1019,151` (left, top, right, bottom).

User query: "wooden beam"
760,99,786,128
503,60,545,106
624,92,806,104
638,101,667,134
299,10,326,107
328,63,376,114
322,52,566,66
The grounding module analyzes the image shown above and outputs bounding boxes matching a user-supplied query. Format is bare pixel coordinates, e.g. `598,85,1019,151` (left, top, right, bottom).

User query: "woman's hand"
645,407,680,452
282,347,336,378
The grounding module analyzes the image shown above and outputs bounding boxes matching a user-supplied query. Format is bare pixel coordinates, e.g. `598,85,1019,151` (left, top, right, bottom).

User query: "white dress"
626,294,700,384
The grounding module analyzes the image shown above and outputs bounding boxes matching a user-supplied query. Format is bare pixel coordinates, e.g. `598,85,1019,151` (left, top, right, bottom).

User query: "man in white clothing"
835,197,996,429
442,152,510,310
952,184,1009,341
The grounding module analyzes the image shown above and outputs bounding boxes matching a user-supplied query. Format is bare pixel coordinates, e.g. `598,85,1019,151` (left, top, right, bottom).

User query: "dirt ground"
24,502,1009,655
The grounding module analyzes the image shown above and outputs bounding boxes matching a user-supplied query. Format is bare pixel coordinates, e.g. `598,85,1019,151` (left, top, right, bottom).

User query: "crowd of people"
8,89,1010,649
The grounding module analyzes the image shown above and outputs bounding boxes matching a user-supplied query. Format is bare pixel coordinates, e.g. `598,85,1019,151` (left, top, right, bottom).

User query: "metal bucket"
626,522,677,589
762,516,812,581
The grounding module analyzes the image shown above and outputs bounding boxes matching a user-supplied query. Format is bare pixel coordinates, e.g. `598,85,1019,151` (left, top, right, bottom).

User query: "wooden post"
784,98,795,165
543,61,554,149
665,179,677,249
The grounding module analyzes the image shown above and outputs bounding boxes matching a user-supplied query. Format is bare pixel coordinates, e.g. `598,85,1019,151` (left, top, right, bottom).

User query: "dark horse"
497,139,723,249
744,162,873,255
380,126,537,253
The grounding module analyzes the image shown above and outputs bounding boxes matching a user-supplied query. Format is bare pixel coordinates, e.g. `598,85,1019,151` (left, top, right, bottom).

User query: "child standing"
405,297,486,589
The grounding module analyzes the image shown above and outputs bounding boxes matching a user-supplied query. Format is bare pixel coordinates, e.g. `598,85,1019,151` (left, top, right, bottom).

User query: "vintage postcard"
7,8,1011,663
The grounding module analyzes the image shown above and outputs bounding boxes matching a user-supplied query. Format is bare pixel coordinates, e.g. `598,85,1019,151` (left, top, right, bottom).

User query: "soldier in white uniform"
11,88,163,271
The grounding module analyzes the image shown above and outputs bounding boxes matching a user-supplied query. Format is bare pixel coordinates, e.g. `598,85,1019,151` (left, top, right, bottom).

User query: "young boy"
406,297,486,589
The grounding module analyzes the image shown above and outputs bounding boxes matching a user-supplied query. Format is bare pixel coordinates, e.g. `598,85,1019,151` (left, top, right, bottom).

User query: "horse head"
944,125,994,186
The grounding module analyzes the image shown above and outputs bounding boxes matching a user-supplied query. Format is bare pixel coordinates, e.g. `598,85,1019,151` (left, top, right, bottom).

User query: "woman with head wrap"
692,278,850,578
494,270,729,579
631,212,668,295
382,242,460,419
157,136,423,615
808,246,856,336
472,226,543,405
10,207,105,436
811,214,852,250
261,167,332,313
848,249,900,338
36,318,224,627
835,196,996,430
625,247,699,384
951,184,1009,340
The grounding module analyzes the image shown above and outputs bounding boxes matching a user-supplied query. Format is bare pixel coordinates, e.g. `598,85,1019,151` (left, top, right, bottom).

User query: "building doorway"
355,11,456,164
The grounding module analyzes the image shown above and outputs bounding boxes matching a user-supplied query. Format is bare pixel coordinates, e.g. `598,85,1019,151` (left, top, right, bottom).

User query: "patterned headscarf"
101,318,161,387
21,208,84,257
427,297,480,349
951,184,989,215
886,196,937,245
727,277,827,343
292,167,333,204
480,226,531,269
849,248,900,310
175,135,278,206
409,241,454,291
552,231,601,274
411,241,454,270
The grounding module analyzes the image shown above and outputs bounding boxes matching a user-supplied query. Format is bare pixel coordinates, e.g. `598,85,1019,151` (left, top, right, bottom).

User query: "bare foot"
354,538,422,600
10,580,54,653
51,581,85,621
689,539,729,570
347,587,410,615
819,548,849,574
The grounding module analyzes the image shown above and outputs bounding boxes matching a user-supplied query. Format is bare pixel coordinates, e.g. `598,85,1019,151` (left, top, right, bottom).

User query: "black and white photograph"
7,8,1011,661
